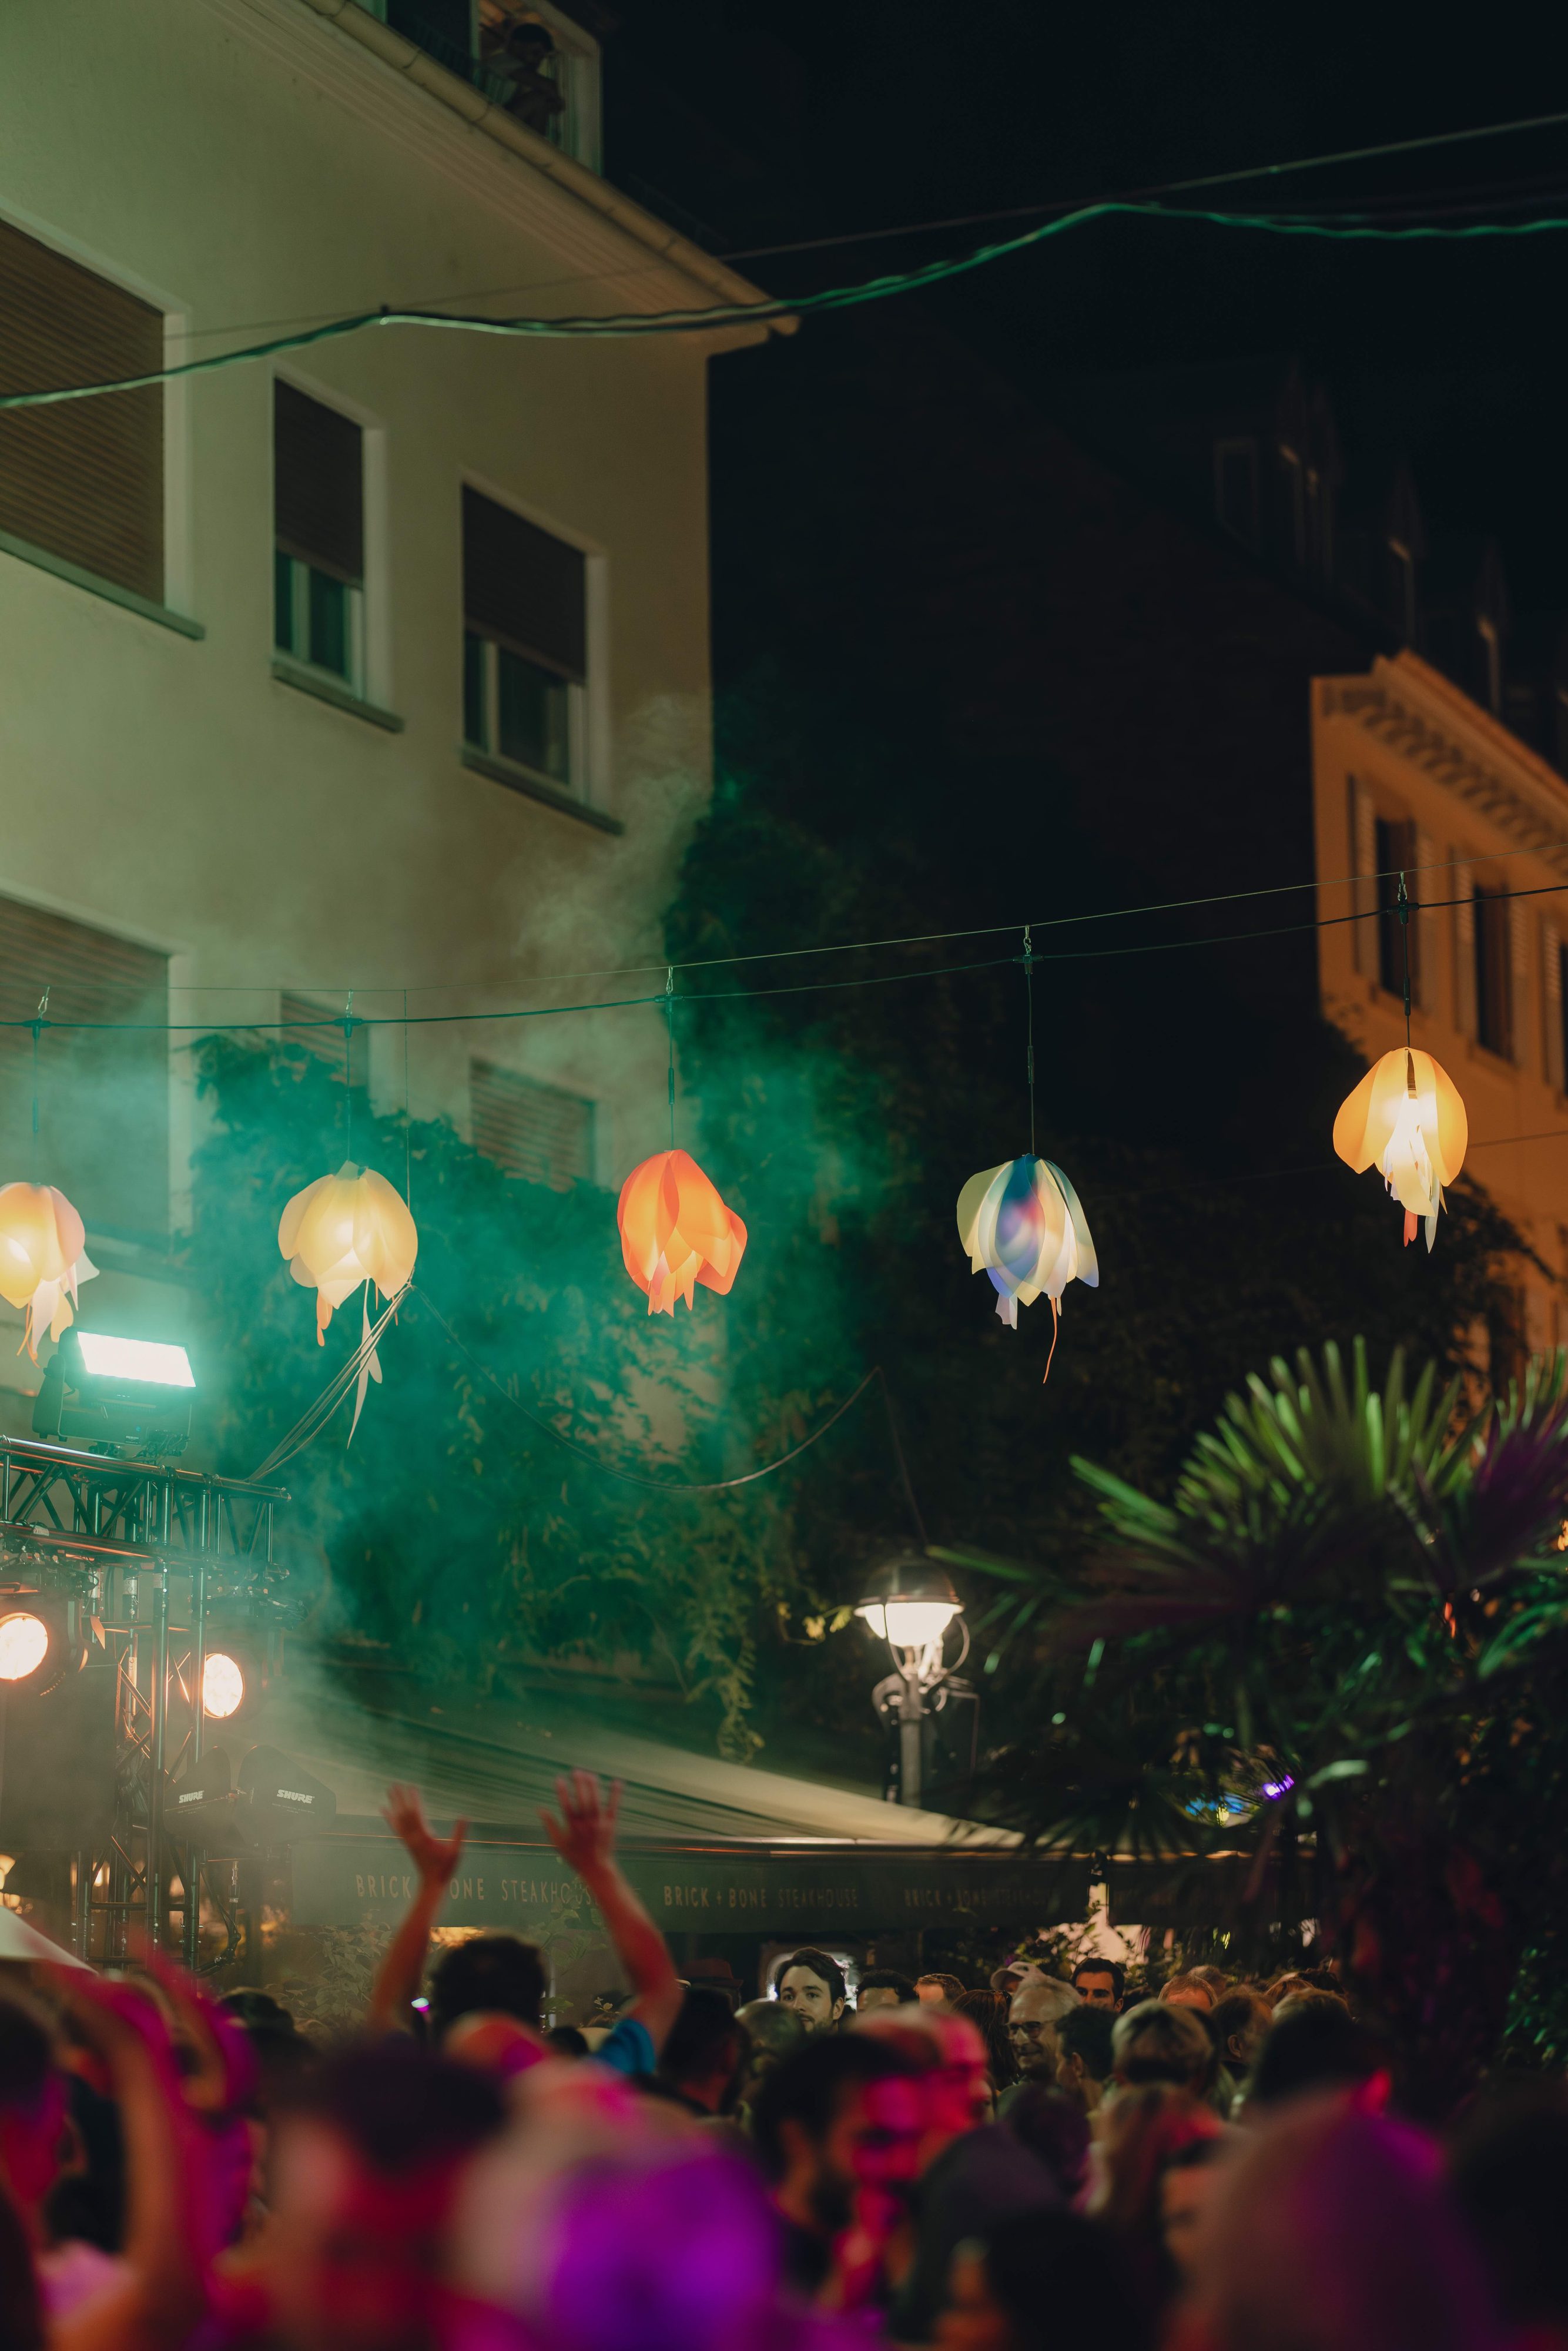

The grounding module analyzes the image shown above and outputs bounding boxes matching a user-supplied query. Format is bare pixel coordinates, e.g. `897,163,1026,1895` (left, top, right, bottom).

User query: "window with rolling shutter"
470,1061,594,1190
279,993,368,1093
462,488,587,791
0,897,167,1241
273,384,364,687
0,219,163,601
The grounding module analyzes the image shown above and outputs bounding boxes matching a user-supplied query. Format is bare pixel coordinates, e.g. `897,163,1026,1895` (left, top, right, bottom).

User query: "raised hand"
540,1769,623,1877
381,1782,467,1887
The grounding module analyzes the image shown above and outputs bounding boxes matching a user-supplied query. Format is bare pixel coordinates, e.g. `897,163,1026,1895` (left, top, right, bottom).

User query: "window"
463,487,587,792
1474,885,1513,1059
279,993,368,1092
0,218,163,600
0,897,167,1242
471,1061,594,1190
1213,439,1259,544
274,383,364,689
1375,818,1419,1002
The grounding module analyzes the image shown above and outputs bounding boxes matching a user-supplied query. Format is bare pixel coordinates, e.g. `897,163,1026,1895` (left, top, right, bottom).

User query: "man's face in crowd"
805,2076,925,2232
778,1965,843,2034
855,1983,904,2015
1073,1966,1120,2012
1008,1985,1066,2076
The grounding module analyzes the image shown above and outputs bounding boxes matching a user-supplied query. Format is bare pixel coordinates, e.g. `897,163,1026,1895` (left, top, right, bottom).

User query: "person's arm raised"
541,1771,682,2059
51,1975,206,2351
367,1783,468,2035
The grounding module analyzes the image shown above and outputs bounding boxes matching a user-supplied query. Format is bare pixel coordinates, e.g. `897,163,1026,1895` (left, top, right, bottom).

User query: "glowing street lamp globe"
855,1557,963,1655
0,1612,49,1683
202,1652,244,1720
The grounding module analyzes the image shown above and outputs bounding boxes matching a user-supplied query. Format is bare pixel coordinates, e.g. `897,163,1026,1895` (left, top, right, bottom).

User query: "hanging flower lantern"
1333,1047,1468,1249
0,1183,97,1361
617,1148,747,1315
277,1163,418,1341
956,1155,1097,1378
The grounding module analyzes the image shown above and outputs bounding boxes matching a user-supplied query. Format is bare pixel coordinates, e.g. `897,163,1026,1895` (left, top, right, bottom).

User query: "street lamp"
856,1555,966,1810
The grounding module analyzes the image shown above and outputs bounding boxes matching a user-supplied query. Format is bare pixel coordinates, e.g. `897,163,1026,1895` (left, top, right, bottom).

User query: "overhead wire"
9,873,1568,1033
142,102,1568,348
12,192,1568,413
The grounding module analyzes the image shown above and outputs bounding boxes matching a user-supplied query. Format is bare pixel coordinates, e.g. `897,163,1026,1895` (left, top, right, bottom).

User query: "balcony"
364,0,602,170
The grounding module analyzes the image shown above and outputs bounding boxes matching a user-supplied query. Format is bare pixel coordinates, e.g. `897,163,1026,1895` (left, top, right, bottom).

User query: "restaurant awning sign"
289,1834,1089,1937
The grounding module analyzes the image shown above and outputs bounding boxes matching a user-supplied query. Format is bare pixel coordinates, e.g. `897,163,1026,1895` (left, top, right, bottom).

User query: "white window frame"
271,368,388,708
461,472,608,812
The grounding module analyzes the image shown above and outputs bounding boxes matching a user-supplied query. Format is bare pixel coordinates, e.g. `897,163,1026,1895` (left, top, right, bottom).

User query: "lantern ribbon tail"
1042,1295,1060,1386
348,1284,384,1445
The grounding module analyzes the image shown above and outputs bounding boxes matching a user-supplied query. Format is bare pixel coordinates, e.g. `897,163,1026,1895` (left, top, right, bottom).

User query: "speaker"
236,1746,336,1844
0,1665,116,1848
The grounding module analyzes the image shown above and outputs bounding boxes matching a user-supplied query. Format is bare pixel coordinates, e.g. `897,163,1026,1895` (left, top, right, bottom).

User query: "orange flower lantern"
0,1183,97,1361
277,1163,418,1339
617,1148,746,1315
1333,1047,1468,1250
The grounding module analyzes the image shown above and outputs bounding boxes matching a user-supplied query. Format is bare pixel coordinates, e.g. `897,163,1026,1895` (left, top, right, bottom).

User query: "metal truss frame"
0,1436,287,1963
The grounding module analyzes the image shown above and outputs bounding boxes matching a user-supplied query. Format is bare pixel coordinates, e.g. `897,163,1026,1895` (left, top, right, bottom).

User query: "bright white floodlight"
74,1333,195,1388
202,1652,245,1720
0,1613,50,1682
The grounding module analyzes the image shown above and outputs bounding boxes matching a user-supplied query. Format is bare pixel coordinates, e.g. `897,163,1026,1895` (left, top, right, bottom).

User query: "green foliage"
188,1036,812,1756
663,669,1527,1781
970,1339,1568,2106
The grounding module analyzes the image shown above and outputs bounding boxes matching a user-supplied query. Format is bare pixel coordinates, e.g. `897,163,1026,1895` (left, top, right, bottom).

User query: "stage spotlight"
202,1652,244,1720
0,1613,48,1682
33,1328,195,1458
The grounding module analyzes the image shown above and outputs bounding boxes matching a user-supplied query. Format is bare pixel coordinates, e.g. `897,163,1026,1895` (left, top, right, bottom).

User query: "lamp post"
856,1555,966,1810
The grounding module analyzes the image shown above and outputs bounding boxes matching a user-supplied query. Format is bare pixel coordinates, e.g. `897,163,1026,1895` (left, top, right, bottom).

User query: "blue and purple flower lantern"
956,1154,1098,1378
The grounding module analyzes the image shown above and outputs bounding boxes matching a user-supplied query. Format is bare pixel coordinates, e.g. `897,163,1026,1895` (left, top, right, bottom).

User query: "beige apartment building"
1315,649,1568,1348
0,0,770,1427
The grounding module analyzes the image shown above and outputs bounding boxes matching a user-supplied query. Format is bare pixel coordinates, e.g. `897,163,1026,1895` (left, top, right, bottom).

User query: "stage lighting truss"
0,1432,290,1970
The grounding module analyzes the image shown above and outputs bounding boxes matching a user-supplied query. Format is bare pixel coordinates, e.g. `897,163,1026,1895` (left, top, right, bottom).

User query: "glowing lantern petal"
277,1163,417,1341
1333,1047,1468,1251
0,1183,98,1361
956,1154,1097,1378
617,1149,747,1315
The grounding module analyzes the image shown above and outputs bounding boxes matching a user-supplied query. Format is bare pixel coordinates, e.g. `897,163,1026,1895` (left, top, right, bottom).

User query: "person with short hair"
266,2039,505,2351
1056,2003,1115,2116
856,1967,917,2014
1071,1957,1126,2014
1246,2002,1389,2112
773,1948,848,2035
953,1990,1018,2097
749,2031,926,2298
915,1972,968,2008
733,1997,805,2114
371,1774,682,2078
652,1987,745,2117
1000,1977,1083,2112
1112,2000,1218,2099
1158,1971,1215,2011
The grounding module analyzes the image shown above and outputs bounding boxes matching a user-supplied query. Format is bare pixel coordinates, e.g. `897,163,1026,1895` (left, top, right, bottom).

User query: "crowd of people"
2,1767,1566,2350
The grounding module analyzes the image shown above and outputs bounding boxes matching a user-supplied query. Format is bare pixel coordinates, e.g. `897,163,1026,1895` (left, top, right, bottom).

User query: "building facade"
1315,649,1568,1350
0,0,768,1431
